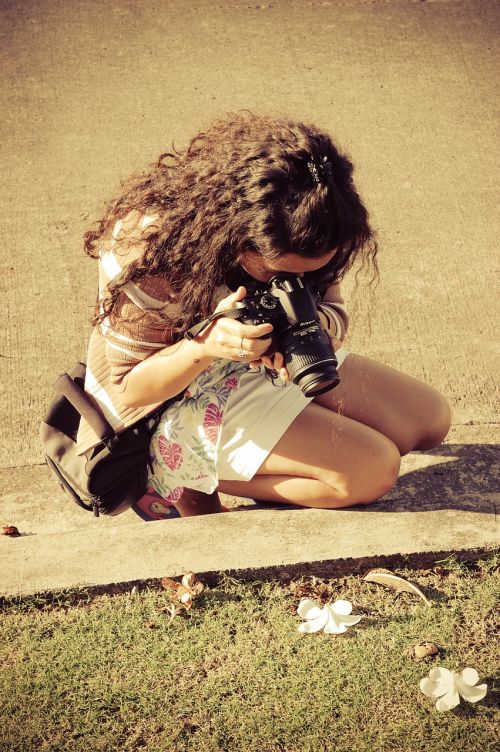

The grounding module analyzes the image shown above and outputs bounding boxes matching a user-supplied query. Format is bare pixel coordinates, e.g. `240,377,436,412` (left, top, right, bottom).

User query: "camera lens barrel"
282,332,340,397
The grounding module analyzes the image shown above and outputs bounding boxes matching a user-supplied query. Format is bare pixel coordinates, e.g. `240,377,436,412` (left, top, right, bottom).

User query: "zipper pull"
91,497,101,517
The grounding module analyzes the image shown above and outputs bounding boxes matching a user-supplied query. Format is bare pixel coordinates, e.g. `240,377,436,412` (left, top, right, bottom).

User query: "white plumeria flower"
420,667,488,712
297,599,362,634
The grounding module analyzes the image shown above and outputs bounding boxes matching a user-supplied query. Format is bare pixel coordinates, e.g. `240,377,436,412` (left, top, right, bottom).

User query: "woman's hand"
252,335,343,383
256,351,290,382
196,286,274,363
258,337,342,381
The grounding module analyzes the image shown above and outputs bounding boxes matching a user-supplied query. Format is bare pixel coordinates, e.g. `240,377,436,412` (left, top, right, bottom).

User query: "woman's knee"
323,434,401,507
355,438,401,504
414,391,452,451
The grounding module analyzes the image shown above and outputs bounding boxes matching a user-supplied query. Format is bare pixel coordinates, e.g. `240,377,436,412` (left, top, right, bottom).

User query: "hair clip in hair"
307,156,332,186
307,159,321,185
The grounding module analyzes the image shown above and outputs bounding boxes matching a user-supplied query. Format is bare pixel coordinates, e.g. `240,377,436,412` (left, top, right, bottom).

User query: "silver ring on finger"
238,336,246,359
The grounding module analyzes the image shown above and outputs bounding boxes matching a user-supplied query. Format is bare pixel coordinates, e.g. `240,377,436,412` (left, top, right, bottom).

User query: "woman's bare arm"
120,286,273,408
120,337,214,408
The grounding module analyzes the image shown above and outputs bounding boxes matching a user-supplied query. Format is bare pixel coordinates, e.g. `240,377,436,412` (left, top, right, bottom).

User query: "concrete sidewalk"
1,427,498,596
1,1,499,596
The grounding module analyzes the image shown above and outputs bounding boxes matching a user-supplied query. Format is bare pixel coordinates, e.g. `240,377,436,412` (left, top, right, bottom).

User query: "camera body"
234,274,340,397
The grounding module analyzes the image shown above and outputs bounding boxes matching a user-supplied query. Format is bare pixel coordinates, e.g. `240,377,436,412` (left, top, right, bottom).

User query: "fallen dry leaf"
160,571,205,609
160,577,180,592
2,525,20,537
413,642,440,661
363,569,432,607
289,578,335,604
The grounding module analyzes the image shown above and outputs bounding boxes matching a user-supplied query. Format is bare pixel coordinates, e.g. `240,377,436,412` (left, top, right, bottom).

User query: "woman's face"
238,249,337,283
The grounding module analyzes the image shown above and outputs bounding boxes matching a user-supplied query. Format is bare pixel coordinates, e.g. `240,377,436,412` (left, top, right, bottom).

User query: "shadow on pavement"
250,444,499,515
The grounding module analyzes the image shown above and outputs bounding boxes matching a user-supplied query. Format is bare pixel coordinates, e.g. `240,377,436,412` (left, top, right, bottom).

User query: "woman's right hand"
195,286,274,363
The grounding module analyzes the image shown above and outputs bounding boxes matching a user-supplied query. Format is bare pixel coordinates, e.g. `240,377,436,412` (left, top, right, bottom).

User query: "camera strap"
185,304,247,340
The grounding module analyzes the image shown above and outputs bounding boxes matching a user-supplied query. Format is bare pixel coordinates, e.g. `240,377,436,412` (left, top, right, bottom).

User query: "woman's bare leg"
218,401,401,508
314,354,452,456
218,354,451,511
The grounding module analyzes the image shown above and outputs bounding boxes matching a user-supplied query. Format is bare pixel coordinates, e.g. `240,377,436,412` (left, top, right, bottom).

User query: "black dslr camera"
232,274,340,397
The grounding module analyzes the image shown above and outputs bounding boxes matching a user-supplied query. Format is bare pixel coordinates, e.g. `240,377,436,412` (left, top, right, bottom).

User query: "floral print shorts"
144,359,247,517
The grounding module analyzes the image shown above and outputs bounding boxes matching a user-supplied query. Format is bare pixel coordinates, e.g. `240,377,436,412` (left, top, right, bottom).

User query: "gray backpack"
40,362,165,517
40,312,222,516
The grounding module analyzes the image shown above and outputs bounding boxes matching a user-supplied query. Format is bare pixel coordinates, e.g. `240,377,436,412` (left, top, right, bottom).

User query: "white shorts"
217,348,350,483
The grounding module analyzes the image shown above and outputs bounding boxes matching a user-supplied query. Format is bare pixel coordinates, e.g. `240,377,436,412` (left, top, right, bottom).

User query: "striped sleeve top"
316,283,350,344
76,213,350,454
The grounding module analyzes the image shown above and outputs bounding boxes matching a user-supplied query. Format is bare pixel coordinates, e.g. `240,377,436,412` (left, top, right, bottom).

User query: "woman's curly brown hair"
84,111,378,334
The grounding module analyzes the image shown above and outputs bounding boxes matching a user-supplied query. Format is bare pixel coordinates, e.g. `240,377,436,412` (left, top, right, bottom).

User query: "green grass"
1,556,499,752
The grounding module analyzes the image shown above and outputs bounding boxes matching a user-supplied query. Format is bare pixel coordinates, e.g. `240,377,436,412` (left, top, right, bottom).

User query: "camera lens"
280,329,340,397
294,365,340,397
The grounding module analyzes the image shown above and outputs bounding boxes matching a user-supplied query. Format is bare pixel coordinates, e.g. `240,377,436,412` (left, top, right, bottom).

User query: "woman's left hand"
250,351,290,381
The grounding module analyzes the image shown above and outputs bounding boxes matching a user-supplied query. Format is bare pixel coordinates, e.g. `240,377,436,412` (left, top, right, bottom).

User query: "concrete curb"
1,506,498,597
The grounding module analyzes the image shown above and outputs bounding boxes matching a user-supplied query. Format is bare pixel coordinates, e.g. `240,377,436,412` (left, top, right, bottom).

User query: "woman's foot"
174,488,224,517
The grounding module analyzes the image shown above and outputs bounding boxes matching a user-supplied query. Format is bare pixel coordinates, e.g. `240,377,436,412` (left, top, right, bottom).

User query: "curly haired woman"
77,112,451,519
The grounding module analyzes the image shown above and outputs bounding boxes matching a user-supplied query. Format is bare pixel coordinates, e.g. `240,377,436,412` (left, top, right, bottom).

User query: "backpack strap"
55,372,115,443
